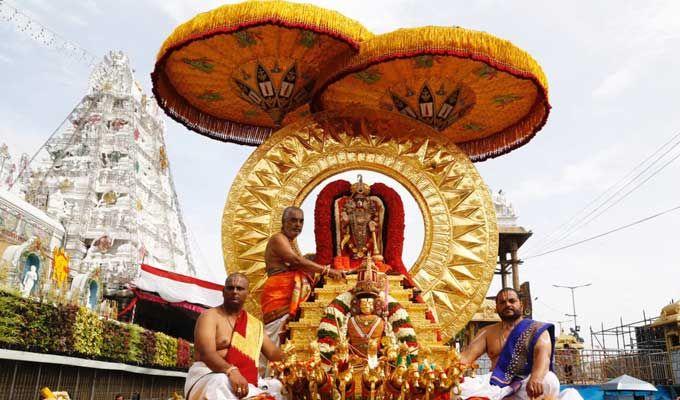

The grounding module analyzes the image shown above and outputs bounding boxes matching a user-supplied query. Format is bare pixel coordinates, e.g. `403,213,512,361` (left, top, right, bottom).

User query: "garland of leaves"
0,291,193,370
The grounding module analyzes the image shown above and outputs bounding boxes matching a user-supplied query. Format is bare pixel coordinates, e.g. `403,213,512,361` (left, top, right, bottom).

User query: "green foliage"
127,325,144,364
101,319,132,362
153,332,178,368
176,338,192,368
140,329,156,365
73,307,103,356
0,291,26,346
0,291,190,370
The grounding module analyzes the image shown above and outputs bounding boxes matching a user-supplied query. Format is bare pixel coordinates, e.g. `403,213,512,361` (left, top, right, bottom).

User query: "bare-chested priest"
186,273,283,400
460,288,581,400
260,206,345,345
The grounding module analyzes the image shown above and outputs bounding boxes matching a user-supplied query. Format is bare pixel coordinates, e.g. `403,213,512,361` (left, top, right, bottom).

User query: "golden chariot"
151,1,550,398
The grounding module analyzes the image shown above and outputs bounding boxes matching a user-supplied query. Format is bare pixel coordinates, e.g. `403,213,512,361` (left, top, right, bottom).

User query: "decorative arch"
222,110,498,340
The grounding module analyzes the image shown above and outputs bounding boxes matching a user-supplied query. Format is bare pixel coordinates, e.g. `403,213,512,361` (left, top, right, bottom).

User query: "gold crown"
353,256,384,297
350,174,370,196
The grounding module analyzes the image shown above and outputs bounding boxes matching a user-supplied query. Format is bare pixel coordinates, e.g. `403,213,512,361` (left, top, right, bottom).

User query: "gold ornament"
222,109,497,340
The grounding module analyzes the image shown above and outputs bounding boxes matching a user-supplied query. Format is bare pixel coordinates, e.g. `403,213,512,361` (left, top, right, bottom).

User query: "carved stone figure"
21,265,38,297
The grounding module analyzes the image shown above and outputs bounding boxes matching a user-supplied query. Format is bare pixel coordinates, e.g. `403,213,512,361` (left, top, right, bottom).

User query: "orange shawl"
260,271,313,324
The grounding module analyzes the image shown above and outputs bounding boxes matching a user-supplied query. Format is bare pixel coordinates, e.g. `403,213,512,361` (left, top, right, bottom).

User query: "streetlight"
549,319,572,335
553,283,591,340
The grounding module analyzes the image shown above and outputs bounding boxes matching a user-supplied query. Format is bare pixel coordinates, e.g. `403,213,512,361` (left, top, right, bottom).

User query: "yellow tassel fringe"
157,0,373,61
329,26,548,97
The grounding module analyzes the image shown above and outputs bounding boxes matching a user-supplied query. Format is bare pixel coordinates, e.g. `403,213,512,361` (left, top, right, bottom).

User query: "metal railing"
0,359,184,400
553,348,675,385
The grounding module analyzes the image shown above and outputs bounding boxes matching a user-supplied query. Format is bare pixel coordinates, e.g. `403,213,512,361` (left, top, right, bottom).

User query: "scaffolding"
590,312,666,351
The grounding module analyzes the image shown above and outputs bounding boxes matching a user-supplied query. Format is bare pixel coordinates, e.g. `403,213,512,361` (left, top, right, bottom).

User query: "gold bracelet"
225,366,238,377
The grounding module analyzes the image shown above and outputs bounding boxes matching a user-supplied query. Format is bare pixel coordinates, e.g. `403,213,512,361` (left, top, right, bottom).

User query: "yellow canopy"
313,26,550,161
152,0,372,145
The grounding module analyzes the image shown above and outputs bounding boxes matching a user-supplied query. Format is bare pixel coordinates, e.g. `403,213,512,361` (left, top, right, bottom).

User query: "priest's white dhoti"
185,362,283,400
460,372,582,400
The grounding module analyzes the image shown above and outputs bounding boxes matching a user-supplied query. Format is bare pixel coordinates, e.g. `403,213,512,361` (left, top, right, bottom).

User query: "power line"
583,150,680,227
527,131,680,253
526,204,680,259
528,131,680,253
535,297,569,315
536,141,680,251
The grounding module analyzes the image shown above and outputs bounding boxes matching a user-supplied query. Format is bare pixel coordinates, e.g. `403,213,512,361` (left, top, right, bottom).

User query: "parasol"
313,26,550,161
152,0,372,145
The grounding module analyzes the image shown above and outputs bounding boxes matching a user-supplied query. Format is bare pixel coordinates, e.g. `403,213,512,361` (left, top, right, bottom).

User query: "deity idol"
348,260,391,359
338,175,383,262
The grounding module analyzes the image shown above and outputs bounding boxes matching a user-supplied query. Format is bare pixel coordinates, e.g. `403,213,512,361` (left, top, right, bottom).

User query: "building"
0,188,64,296
493,189,532,293
22,51,196,291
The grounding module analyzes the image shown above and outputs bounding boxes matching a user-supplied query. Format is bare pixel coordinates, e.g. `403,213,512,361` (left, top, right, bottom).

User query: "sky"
1,0,679,347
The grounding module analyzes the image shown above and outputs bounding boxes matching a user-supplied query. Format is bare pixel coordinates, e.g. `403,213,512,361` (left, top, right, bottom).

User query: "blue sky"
1,0,679,346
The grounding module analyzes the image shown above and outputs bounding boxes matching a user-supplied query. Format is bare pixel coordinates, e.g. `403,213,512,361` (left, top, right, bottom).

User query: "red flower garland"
313,180,410,279
314,180,351,264
369,183,413,285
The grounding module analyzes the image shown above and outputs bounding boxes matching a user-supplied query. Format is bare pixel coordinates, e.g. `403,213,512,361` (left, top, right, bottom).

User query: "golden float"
152,2,549,398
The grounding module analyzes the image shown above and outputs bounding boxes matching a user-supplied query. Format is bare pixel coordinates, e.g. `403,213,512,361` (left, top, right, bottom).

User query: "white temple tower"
27,51,196,288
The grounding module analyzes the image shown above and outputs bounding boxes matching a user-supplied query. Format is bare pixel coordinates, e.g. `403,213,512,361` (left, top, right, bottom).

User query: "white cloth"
264,314,289,345
260,315,289,377
460,372,582,400
185,362,283,400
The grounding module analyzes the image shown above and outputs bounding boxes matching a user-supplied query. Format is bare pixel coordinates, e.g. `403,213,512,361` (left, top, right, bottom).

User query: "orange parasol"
152,1,372,145
313,26,550,161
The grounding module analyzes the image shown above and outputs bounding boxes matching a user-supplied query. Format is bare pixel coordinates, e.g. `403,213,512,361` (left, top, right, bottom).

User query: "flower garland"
369,183,410,282
52,304,78,354
314,179,351,264
317,291,418,362
128,325,144,364
101,319,132,362
21,300,54,352
0,291,26,347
